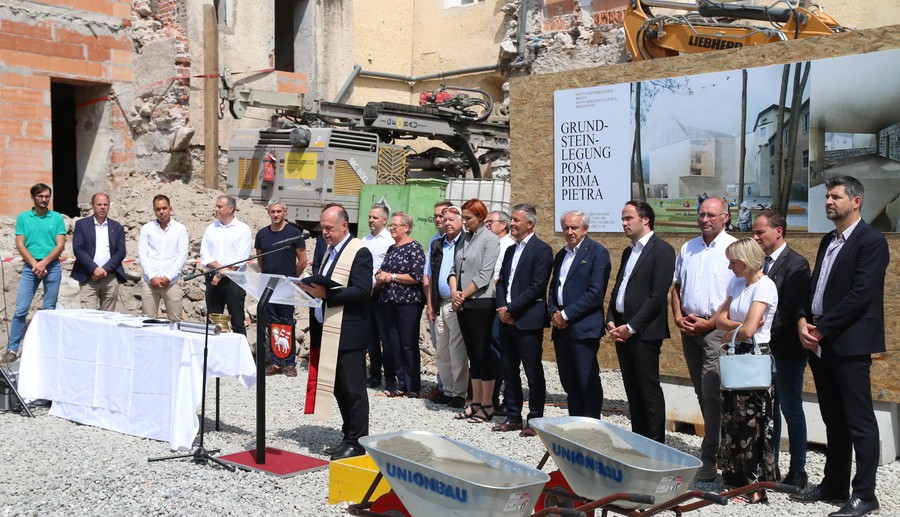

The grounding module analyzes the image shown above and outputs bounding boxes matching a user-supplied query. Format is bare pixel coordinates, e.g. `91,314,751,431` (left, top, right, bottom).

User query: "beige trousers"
434,300,469,398
141,281,184,321
79,274,120,312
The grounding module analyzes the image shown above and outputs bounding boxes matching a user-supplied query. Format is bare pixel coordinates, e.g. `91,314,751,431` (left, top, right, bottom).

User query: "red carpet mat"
218,447,329,478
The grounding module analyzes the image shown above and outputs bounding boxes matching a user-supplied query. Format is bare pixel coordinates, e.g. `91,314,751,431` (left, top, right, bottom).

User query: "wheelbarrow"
346,430,592,517
529,417,799,516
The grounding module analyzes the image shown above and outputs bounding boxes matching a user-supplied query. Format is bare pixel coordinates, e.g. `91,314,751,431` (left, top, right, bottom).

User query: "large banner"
554,84,632,232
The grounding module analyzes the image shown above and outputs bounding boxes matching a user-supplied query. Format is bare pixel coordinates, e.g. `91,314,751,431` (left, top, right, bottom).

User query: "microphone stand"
0,364,32,417
148,244,298,471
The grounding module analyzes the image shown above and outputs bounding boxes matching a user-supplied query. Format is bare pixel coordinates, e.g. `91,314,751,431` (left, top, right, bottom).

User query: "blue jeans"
772,355,808,472
8,261,62,353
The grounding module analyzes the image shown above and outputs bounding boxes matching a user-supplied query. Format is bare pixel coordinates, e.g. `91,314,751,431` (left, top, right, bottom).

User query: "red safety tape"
1,257,255,266
75,95,112,108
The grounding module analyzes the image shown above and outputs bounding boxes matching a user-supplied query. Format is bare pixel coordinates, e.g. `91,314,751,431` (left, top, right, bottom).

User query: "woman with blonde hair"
715,237,778,503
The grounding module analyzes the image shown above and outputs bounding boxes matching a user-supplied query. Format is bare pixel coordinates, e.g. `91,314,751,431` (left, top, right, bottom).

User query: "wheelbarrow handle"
700,492,729,505
627,493,656,505
773,482,801,494
556,510,587,517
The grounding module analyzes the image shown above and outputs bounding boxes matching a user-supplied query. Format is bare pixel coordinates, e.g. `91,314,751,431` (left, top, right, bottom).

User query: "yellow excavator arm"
624,0,848,61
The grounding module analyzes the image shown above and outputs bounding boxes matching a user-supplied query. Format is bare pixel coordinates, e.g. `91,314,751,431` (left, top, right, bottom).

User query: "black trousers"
457,307,496,380
334,347,369,446
206,276,246,336
616,338,665,443
386,303,423,394
367,299,396,383
499,325,545,423
490,314,506,408
554,331,603,418
809,346,879,500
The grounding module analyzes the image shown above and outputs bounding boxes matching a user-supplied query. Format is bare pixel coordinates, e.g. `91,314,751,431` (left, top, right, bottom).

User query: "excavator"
624,0,847,61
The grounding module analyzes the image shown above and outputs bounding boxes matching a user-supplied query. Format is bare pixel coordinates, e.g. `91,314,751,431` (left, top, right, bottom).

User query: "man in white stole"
300,206,373,460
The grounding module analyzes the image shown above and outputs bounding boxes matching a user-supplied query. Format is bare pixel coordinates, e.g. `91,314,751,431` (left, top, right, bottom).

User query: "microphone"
271,229,311,247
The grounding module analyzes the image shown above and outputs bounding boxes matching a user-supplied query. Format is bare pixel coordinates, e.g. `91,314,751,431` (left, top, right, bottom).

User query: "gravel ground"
1,361,898,516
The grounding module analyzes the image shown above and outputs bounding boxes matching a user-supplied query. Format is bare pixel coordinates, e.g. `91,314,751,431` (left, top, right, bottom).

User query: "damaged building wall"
0,0,133,216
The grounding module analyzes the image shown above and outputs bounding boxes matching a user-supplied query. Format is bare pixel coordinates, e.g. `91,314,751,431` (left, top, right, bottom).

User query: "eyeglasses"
388,223,408,229
485,219,501,226
697,212,725,220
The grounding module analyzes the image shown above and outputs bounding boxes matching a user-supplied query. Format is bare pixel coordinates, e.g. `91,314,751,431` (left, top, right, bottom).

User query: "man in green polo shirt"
1,183,67,364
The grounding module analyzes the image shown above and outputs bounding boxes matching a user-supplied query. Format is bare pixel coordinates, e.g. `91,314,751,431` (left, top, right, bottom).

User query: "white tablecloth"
17,310,257,451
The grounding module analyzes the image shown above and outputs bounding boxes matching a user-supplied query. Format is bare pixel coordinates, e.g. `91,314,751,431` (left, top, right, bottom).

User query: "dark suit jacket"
495,234,553,331
606,233,675,341
548,236,611,340
804,220,888,356
72,216,127,283
309,239,373,351
766,244,810,359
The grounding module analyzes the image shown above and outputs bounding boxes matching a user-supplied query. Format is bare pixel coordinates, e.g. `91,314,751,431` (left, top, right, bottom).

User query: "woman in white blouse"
714,237,779,503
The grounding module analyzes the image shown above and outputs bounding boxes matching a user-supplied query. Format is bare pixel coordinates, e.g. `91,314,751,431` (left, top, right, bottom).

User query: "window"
803,150,809,168
760,126,767,138
214,0,230,26
803,112,810,134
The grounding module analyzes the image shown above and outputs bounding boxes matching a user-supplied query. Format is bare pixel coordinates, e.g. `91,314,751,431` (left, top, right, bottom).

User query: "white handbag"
718,324,772,390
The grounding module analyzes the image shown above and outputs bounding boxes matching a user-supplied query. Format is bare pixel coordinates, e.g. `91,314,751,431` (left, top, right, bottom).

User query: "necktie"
763,256,773,275
314,247,337,323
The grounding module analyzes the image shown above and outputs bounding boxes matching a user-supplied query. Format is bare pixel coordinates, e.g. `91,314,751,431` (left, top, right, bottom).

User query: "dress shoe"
429,393,452,404
790,484,849,504
264,365,282,376
520,425,537,437
447,396,466,409
695,460,718,482
284,366,298,377
324,442,344,456
829,496,880,517
491,420,523,433
330,443,365,461
781,469,808,490
422,386,442,399
0,350,18,364
366,377,382,389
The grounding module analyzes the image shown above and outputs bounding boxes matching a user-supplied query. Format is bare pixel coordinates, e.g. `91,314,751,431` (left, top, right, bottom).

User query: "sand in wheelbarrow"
377,435,540,488
544,424,682,471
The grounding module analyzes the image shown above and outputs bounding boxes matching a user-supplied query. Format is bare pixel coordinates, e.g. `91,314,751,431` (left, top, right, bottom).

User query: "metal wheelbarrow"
347,430,589,517
528,417,799,516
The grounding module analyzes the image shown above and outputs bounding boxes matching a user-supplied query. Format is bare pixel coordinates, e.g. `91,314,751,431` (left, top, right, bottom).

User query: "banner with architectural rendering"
553,48,900,233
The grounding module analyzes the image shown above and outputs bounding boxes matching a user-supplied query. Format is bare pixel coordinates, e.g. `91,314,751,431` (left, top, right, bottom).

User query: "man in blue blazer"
72,193,127,311
792,176,889,517
493,203,553,436
548,210,611,419
607,201,675,443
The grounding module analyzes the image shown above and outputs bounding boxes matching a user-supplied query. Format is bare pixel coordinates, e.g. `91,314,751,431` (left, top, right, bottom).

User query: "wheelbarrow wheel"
535,471,592,516
369,490,411,517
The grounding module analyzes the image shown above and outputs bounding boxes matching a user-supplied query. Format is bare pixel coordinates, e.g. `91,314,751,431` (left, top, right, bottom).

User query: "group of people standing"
2,176,889,517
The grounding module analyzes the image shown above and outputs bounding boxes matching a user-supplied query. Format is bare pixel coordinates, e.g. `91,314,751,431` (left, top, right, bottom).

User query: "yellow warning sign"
284,152,317,180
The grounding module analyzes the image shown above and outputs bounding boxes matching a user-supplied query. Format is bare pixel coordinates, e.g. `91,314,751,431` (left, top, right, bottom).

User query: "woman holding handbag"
714,237,779,503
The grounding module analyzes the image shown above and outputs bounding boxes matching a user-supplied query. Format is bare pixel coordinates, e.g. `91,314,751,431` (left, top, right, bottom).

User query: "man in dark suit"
548,210,611,419
606,201,674,443
791,176,888,517
752,211,811,488
299,205,373,460
493,203,553,436
72,193,127,311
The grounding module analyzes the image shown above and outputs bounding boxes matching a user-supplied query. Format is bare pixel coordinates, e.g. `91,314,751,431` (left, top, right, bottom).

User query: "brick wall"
0,1,133,215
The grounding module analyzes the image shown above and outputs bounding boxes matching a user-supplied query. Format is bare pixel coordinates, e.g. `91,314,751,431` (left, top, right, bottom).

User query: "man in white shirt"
138,195,189,321
72,193,127,311
671,197,736,481
200,195,253,335
362,203,396,390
